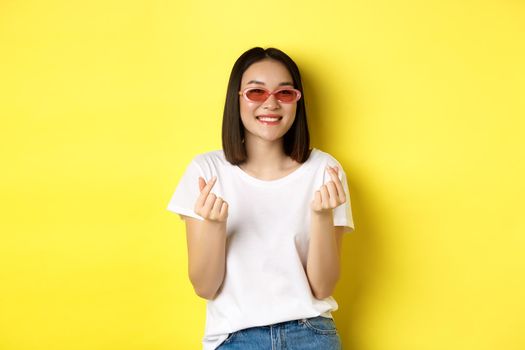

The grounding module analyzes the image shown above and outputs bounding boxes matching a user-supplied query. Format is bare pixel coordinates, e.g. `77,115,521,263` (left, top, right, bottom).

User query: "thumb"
198,177,206,191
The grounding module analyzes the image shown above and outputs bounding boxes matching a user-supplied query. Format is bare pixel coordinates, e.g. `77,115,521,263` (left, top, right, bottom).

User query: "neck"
242,135,290,173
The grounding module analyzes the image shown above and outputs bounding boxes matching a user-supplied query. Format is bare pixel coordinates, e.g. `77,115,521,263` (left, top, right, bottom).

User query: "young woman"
167,47,355,350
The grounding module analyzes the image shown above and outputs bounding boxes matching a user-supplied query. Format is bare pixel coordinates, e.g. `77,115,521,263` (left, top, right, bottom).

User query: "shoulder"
310,148,343,168
190,149,230,170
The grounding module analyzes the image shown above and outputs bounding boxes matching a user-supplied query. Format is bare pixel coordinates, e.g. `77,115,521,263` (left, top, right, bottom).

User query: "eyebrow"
246,80,294,86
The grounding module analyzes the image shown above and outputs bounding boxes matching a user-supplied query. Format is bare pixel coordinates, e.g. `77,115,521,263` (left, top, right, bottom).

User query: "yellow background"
1,0,524,349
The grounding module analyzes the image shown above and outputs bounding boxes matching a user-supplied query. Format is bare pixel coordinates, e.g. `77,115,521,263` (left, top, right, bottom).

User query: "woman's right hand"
194,176,229,223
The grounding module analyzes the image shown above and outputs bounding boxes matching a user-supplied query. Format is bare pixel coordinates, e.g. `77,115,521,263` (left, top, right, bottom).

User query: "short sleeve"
166,159,205,221
328,165,355,234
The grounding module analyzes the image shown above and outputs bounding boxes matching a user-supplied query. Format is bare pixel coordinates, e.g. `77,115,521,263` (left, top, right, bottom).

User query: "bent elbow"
311,279,339,300
309,275,339,300
192,282,219,300
313,289,333,300
195,289,216,300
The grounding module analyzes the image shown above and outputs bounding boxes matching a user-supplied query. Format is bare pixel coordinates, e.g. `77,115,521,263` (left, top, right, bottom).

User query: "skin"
238,58,301,179
184,58,346,300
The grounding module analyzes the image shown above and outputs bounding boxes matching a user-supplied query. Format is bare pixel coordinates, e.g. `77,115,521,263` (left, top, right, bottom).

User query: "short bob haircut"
222,47,312,165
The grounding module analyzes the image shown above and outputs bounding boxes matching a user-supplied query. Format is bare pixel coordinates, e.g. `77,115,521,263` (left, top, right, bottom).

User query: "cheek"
239,102,256,126
239,100,255,118
285,104,297,117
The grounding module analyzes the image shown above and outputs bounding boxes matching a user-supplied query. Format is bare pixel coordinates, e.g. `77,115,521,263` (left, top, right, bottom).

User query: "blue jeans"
216,315,342,350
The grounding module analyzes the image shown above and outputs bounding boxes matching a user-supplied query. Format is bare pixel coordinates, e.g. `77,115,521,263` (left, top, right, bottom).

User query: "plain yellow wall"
1,0,524,349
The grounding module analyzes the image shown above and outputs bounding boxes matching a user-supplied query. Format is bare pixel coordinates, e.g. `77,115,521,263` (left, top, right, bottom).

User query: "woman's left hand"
311,166,347,214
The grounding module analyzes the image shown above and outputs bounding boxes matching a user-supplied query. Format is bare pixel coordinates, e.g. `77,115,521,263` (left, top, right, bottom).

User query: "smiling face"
239,58,298,144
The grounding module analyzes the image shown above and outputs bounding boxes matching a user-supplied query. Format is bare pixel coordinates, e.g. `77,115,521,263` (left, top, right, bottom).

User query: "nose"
262,93,280,110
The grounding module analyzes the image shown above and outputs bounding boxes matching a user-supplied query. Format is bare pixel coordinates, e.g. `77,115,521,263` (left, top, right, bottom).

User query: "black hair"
222,47,311,165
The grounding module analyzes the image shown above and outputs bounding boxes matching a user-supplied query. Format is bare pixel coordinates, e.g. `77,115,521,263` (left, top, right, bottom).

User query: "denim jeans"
216,315,342,350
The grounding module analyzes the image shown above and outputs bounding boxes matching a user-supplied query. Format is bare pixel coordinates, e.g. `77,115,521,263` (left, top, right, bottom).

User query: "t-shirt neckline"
233,148,318,186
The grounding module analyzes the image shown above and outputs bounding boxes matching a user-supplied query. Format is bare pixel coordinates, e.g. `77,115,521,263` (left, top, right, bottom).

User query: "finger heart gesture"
311,166,346,213
194,176,229,223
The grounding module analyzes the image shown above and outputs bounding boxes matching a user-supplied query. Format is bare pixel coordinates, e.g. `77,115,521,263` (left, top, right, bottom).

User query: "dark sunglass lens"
245,89,267,101
275,89,297,102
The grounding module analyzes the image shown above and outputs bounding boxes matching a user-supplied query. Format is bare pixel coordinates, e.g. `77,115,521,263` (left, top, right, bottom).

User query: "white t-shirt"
166,148,355,350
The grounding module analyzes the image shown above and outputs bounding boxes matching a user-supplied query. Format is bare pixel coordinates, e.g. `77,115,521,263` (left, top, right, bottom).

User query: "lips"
258,114,281,118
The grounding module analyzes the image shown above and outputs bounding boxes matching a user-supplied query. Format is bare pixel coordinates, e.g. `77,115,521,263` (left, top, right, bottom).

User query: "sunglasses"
238,87,302,103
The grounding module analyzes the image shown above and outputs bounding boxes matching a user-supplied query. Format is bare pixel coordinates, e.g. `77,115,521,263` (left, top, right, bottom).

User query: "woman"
167,47,355,350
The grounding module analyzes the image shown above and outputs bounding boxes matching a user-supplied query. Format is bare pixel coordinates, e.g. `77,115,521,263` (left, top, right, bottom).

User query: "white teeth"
258,117,281,122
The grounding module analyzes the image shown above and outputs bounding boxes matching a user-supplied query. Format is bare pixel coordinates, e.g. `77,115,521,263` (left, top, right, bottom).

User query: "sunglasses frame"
238,87,302,104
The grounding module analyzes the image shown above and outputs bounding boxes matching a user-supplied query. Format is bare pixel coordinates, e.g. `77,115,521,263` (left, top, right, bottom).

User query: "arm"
185,176,229,300
306,211,344,299
306,166,346,299
185,217,227,300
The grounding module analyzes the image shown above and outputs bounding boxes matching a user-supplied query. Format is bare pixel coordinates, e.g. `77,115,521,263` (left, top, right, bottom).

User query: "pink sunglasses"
238,87,302,103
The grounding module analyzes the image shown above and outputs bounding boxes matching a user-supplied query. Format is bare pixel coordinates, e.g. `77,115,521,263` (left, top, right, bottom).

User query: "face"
239,59,298,144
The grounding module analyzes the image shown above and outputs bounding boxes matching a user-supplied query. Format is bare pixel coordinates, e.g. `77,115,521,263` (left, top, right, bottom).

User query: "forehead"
241,59,293,86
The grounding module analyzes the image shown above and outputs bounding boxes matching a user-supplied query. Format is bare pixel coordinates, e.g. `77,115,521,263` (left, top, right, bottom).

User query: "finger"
194,177,206,214
210,197,224,220
320,185,330,209
219,201,228,219
312,190,322,211
325,181,339,207
327,167,346,203
196,176,217,208
201,192,217,216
